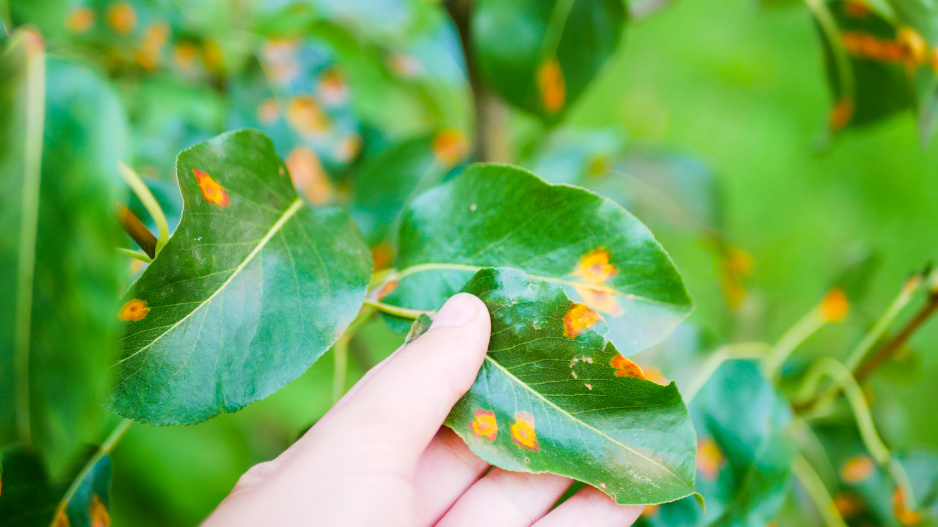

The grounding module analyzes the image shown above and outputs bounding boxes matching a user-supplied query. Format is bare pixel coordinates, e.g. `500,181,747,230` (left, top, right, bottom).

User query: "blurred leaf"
383,163,692,356
0,444,113,527
108,130,372,425
472,0,627,121
1,33,129,475
347,130,469,244
446,267,696,505
525,128,627,185
641,360,796,527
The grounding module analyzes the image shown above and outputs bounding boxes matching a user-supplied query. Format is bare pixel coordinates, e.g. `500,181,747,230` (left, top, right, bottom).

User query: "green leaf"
108,130,372,425
0,444,113,527
1,33,130,475
472,0,626,120
445,267,696,505
641,360,796,527
384,163,692,357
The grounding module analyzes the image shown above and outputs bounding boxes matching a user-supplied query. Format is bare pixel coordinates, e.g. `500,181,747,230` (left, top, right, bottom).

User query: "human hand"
203,293,644,526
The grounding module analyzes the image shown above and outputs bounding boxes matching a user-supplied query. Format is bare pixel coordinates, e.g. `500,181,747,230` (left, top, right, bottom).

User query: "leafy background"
2,0,938,524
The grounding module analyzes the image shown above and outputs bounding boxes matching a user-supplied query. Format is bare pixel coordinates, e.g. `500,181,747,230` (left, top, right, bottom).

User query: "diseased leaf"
0,444,112,527
446,267,697,505
472,0,626,121
1,33,130,475
641,360,796,527
384,163,692,357
108,130,372,425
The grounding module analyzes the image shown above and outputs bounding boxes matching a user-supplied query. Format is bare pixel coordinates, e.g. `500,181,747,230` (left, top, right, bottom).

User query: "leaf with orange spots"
0,445,113,527
472,0,626,121
109,130,371,425
383,163,692,357
441,268,697,506
1,37,130,474
642,361,796,527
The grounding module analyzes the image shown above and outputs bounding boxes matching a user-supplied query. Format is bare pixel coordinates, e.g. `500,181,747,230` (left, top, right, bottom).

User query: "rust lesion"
193,169,231,207
510,412,539,451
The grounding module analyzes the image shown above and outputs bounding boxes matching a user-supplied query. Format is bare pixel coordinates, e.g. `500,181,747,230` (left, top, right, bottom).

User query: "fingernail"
431,293,479,329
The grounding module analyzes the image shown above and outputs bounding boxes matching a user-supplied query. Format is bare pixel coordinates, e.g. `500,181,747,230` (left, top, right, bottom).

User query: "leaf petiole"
117,247,153,263
362,298,432,320
793,453,849,527
118,162,170,255
765,305,826,379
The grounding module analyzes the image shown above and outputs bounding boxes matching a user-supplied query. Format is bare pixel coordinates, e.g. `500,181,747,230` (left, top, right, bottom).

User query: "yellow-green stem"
793,453,849,527
118,162,170,255
117,247,153,263
362,298,432,320
766,307,826,378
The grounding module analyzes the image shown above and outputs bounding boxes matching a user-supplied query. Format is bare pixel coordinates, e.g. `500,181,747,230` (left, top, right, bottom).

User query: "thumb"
296,293,491,467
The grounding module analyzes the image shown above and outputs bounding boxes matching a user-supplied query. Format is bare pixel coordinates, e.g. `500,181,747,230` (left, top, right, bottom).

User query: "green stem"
118,162,169,255
332,336,349,403
13,29,46,445
766,306,826,378
362,298,431,320
117,247,153,263
53,419,133,524
804,0,855,106
793,453,849,527
683,342,771,402
845,276,922,372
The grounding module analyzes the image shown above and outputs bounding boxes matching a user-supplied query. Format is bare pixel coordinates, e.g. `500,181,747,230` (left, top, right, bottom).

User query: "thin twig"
855,291,938,382
117,203,157,259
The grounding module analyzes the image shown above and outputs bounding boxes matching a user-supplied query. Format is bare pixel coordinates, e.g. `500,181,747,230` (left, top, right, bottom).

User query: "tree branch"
118,203,157,259
855,291,938,382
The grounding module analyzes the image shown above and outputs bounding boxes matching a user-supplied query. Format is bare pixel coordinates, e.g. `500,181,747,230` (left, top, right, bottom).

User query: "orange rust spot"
118,299,149,322
820,288,849,323
844,0,869,16
202,41,224,73
106,2,137,35
371,243,394,272
90,494,110,527
610,355,648,379
641,504,660,517
574,248,618,283
642,365,669,385
830,98,854,130
432,129,470,167
67,7,95,33
53,506,70,527
135,23,170,70
834,492,864,518
261,38,299,64
898,27,928,67
387,52,423,78
286,96,329,135
336,134,362,163
721,246,754,311
574,287,623,316
894,487,922,526
193,169,231,207
174,42,199,72
319,69,348,105
469,409,498,441
840,455,875,483
696,438,725,480
257,98,280,125
286,146,332,205
510,412,539,451
537,57,566,113
564,303,602,338
376,280,399,301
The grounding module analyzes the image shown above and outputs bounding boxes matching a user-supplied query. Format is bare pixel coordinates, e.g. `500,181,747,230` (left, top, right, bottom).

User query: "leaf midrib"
484,355,692,490
116,198,304,365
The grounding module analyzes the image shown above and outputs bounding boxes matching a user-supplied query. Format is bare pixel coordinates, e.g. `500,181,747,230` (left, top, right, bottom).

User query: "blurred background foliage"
3,0,938,524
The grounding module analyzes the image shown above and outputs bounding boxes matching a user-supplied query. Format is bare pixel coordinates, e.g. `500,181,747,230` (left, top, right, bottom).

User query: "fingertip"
430,293,490,331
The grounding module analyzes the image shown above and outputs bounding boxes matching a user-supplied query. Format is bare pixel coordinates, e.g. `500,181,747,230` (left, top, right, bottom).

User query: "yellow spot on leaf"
67,7,95,33
106,3,137,35
135,23,170,70
721,246,754,311
470,409,498,441
286,146,332,205
319,69,348,105
203,41,224,73
829,98,854,130
642,366,669,385
898,27,928,67
174,42,199,73
572,248,623,315
537,57,566,114
510,412,539,451
91,494,110,527
834,492,864,518
193,168,231,207
432,129,469,167
287,96,329,135
840,455,874,483
371,242,394,272
564,303,602,338
820,288,849,323
336,134,362,163
641,504,660,517
610,355,649,379
696,438,725,480
844,0,870,16
118,299,149,322
894,487,922,526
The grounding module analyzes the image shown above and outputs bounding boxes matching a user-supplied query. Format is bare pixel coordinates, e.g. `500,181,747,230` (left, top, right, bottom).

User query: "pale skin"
204,293,644,527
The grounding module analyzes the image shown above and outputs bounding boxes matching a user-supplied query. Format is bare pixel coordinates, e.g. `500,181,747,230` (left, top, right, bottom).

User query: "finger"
293,293,491,470
435,469,573,527
532,485,644,527
414,427,490,527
